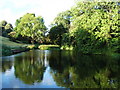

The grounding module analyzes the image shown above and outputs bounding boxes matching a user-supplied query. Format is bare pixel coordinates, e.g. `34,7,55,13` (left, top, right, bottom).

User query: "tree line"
49,1,120,54
0,1,119,54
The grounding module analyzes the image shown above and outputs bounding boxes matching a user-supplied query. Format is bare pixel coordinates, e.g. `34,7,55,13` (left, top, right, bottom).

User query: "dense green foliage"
70,1,120,53
1,1,119,56
49,1,120,54
49,10,71,46
14,13,47,44
0,20,13,37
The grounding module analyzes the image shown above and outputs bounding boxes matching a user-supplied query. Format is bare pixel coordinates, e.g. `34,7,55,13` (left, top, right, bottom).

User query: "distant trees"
14,13,47,44
0,20,13,37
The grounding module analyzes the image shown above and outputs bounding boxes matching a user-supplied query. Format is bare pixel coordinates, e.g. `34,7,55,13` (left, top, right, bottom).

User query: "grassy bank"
0,36,62,56
0,36,61,56
0,36,30,56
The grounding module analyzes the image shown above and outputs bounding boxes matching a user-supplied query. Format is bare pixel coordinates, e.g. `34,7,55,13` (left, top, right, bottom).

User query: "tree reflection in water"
48,50,73,88
48,51,120,88
14,50,46,85
2,50,119,88
2,60,13,72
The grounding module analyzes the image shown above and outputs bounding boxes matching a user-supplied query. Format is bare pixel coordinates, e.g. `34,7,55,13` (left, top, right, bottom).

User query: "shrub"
38,45,60,50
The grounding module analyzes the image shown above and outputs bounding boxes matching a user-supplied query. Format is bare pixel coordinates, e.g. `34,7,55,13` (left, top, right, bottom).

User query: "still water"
1,50,120,88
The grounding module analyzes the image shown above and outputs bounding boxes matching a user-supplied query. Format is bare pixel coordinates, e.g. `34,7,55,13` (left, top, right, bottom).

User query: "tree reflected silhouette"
2,50,119,88
48,51,120,88
14,50,46,85
48,50,73,88
2,60,13,72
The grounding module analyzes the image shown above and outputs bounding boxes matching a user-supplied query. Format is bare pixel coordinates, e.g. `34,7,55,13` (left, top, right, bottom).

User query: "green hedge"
38,45,60,50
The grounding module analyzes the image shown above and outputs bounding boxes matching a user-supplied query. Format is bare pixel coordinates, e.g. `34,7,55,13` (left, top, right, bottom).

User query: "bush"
27,45,35,49
61,45,73,50
38,45,60,50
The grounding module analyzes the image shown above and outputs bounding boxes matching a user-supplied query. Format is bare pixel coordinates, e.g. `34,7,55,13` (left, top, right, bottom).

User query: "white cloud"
0,0,75,27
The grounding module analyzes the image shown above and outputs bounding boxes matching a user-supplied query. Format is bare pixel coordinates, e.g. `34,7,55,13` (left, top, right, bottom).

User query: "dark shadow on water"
48,51,120,88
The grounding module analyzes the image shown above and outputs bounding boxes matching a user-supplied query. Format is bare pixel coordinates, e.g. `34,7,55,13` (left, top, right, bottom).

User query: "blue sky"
0,0,75,27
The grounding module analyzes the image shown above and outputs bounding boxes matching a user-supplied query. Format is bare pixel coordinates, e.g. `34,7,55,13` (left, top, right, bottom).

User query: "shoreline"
1,47,30,57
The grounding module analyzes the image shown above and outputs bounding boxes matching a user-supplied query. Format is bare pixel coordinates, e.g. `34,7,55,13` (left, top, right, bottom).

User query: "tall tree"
49,10,72,46
14,13,46,44
49,24,66,46
69,1,119,53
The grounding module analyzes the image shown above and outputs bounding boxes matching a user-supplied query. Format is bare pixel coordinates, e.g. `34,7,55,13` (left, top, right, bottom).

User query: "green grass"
0,36,27,47
38,45,60,50
0,36,29,56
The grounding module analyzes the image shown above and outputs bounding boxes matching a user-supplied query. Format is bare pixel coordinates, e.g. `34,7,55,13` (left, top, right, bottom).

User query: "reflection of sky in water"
2,51,63,88
2,65,62,88
34,67,62,88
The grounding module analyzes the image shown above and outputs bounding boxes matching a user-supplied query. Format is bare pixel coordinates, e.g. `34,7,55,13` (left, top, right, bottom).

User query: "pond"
1,50,120,88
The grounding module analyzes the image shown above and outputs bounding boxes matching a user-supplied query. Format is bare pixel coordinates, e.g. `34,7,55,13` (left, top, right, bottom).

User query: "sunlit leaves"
14,13,46,43
69,1,119,53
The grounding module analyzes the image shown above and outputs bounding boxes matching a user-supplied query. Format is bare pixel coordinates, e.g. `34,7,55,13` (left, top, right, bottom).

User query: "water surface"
1,50,120,88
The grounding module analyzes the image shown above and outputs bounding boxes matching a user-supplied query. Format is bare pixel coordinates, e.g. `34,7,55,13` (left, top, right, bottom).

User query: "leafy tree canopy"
49,1,119,53
14,13,47,44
